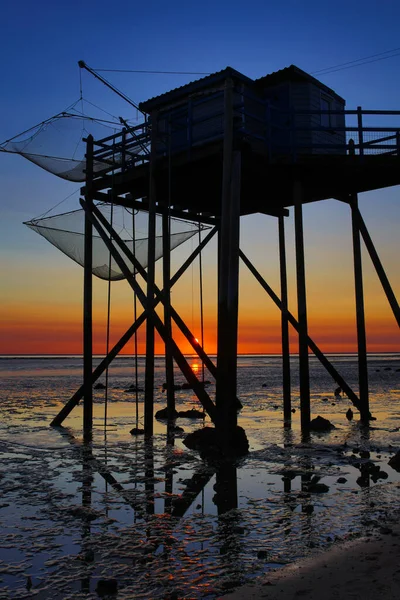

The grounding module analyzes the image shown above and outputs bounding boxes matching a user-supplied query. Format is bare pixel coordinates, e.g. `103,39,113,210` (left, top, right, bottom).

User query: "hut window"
320,96,332,127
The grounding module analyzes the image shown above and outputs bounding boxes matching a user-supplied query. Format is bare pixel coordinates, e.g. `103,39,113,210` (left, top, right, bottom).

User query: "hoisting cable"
104,145,116,431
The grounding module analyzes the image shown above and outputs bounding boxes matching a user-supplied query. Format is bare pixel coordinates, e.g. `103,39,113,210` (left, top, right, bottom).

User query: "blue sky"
1,0,399,352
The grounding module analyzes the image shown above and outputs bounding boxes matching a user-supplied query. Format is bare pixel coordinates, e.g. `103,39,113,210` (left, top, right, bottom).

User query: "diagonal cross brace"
239,249,368,415
90,202,222,380
82,198,217,422
51,226,217,427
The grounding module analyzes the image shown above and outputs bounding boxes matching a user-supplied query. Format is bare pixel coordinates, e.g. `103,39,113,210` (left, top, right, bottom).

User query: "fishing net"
0,111,127,182
24,204,203,281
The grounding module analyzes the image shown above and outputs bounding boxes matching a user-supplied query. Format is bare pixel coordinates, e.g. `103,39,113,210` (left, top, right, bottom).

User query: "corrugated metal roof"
255,65,345,103
139,64,345,112
139,67,253,113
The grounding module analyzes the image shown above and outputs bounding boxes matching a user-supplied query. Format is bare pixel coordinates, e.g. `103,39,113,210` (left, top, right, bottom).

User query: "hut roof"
255,65,345,103
139,67,252,113
139,64,345,113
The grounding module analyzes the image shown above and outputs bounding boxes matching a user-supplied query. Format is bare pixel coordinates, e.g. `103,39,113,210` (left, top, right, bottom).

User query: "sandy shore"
220,524,400,599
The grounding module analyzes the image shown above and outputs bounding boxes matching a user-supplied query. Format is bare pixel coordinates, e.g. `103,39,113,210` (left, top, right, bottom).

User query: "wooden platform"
87,141,400,218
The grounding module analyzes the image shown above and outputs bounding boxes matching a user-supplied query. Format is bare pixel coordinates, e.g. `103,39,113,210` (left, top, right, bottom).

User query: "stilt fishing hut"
4,63,399,450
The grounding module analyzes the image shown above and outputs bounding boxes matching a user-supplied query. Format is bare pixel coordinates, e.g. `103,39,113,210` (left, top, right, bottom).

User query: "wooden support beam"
356,207,400,328
83,135,94,442
239,250,370,416
144,117,157,437
279,213,291,423
50,227,218,427
162,212,175,422
216,78,240,448
350,194,369,420
81,199,217,422
293,182,310,430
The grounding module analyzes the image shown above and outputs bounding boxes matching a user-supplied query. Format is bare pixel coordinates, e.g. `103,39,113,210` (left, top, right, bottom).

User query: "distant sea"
0,353,399,598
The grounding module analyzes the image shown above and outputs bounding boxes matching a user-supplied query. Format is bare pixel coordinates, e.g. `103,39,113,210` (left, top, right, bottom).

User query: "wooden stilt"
293,182,310,429
356,207,400,328
239,249,367,415
82,200,217,421
279,214,291,423
83,135,94,442
162,212,175,422
144,115,158,437
350,193,369,420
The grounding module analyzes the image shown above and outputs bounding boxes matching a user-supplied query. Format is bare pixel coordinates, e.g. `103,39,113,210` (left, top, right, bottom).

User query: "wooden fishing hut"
51,64,400,450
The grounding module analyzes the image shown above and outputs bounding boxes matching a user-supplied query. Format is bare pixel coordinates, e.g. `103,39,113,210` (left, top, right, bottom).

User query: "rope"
104,143,116,430
104,202,114,430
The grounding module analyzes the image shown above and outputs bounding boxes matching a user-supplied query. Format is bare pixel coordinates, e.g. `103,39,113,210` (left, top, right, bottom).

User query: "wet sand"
221,523,400,599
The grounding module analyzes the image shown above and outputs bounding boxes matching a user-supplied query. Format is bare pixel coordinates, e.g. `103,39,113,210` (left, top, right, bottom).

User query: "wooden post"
83,135,94,441
357,106,364,157
350,193,369,420
162,212,175,422
144,113,158,437
293,181,310,430
278,213,291,423
216,78,241,450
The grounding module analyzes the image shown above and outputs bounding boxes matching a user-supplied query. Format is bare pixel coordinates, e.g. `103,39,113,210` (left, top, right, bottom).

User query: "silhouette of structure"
30,64,399,446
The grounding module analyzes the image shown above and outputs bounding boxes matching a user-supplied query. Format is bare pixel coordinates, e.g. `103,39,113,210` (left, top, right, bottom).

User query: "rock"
96,579,118,596
337,477,347,483
334,386,342,396
155,407,179,420
94,382,106,390
321,397,329,402
170,425,184,433
257,550,269,559
262,383,267,388
291,408,296,413
359,450,370,459
130,427,145,436
388,450,400,472
305,477,329,493
125,385,143,392
178,409,204,419
309,416,335,432
384,367,392,371
183,425,249,458
346,408,354,421
303,504,314,514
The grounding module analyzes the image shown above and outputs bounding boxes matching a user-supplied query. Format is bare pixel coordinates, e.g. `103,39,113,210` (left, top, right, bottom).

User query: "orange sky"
1,201,399,356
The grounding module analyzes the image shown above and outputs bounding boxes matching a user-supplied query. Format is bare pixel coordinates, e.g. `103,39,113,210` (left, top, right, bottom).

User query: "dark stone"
178,409,204,419
337,477,347,484
262,383,267,388
384,367,392,371
309,416,335,432
155,407,179,420
291,408,296,413
125,385,143,392
96,579,118,596
321,397,329,402
257,550,269,559
388,450,400,472
170,425,184,433
305,480,329,494
303,504,314,514
183,425,249,459
94,382,106,390
181,382,192,390
130,427,145,436
359,450,370,459
346,408,354,421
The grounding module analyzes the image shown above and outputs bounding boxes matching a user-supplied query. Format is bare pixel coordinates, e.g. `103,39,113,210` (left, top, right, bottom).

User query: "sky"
1,0,399,355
